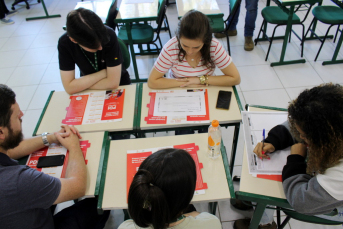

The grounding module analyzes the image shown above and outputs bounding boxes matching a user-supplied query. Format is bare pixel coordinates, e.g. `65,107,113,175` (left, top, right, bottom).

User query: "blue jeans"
228,0,259,37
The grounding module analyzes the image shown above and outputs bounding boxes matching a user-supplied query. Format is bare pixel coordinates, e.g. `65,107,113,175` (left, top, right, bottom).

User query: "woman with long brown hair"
148,10,240,89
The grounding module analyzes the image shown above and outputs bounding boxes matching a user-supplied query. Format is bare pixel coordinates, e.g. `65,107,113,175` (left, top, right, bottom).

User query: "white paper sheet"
153,91,206,116
242,111,290,175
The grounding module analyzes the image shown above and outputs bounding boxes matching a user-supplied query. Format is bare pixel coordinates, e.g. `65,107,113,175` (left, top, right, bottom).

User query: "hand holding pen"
253,129,275,159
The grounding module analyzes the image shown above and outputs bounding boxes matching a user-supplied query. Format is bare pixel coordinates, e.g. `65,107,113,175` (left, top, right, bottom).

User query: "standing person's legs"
53,198,110,229
0,0,9,19
244,0,259,50
214,1,240,38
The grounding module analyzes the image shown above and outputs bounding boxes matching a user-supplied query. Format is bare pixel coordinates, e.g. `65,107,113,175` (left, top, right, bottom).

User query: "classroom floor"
1,0,343,228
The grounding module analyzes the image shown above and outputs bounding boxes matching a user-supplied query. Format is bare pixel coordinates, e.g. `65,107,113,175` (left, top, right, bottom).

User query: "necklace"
80,46,99,72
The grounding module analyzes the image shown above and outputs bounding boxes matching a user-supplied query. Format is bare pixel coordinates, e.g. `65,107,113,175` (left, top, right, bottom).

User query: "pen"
262,129,265,160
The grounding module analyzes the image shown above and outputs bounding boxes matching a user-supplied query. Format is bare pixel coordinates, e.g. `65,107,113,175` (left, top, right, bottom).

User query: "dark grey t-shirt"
0,153,61,229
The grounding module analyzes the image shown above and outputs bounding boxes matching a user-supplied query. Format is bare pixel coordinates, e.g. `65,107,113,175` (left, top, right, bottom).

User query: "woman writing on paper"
147,10,240,89
118,148,221,229
234,83,343,228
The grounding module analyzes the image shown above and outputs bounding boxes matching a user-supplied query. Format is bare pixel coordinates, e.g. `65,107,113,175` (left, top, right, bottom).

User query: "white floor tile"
22,109,42,138
30,31,63,48
243,89,291,109
288,218,343,229
0,23,19,38
7,64,47,86
0,67,15,84
39,18,66,34
238,65,283,91
40,62,62,84
12,20,46,37
0,37,8,49
0,34,36,51
28,82,64,110
230,45,270,67
11,85,38,111
18,46,56,66
0,49,26,68
222,221,234,229
310,61,343,84
273,62,323,88
285,86,313,101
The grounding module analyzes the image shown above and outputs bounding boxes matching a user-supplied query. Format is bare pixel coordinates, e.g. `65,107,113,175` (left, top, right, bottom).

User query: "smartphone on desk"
216,90,232,110
37,155,65,168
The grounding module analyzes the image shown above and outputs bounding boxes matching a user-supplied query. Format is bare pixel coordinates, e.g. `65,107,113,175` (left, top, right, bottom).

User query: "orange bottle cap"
212,120,219,127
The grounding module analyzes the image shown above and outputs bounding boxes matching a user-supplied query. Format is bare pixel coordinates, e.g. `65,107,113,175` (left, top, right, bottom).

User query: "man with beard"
0,84,109,228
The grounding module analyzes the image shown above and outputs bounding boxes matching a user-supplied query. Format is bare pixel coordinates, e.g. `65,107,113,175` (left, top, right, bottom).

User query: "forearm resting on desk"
60,69,107,94
89,65,122,90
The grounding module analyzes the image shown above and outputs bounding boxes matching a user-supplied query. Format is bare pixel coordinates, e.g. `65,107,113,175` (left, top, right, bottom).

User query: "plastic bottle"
208,120,221,159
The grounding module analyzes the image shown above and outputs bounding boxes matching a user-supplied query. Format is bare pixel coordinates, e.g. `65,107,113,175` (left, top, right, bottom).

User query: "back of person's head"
176,10,215,69
288,83,343,174
128,148,196,229
0,84,16,128
66,8,109,49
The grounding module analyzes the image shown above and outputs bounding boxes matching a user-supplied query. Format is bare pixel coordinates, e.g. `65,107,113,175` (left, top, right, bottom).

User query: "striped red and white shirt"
154,37,232,78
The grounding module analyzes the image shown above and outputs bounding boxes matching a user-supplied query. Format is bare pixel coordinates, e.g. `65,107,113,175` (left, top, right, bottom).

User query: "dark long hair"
66,8,109,49
0,84,16,128
288,83,343,174
128,148,197,229
176,10,215,70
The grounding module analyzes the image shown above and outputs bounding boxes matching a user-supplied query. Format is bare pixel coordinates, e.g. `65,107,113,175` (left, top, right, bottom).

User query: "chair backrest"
105,0,119,29
226,0,242,29
117,38,130,70
155,0,167,34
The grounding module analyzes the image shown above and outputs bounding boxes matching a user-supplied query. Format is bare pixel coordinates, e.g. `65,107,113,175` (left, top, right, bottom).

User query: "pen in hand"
261,129,265,160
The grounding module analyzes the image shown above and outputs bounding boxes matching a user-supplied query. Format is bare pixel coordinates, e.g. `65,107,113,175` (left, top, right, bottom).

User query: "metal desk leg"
249,203,267,229
271,5,306,66
126,23,140,82
208,202,218,215
322,29,343,65
229,123,240,175
26,0,61,21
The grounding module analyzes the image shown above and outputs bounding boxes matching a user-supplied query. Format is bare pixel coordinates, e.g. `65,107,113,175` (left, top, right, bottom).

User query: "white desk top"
75,0,113,23
35,85,136,135
116,0,159,20
140,83,242,130
80,131,106,197
176,0,222,18
239,106,286,199
102,133,231,209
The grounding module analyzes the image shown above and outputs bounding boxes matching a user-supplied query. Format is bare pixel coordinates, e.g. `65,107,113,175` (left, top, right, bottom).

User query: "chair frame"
303,10,343,62
213,0,242,56
255,4,314,61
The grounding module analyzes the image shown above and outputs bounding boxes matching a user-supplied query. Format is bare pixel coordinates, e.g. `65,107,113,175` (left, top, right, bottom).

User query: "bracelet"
41,132,50,146
205,75,209,86
199,75,206,85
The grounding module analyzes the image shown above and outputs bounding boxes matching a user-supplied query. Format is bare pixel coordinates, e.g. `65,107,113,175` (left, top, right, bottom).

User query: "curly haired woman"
235,83,343,229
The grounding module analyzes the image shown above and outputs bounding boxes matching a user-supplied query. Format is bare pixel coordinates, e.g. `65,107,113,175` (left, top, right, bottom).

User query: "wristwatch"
41,132,50,146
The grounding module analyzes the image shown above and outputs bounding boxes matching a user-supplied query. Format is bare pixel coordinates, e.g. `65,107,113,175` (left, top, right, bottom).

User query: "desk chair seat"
277,208,343,229
304,6,343,62
210,0,242,56
118,24,155,44
262,7,301,24
255,5,312,61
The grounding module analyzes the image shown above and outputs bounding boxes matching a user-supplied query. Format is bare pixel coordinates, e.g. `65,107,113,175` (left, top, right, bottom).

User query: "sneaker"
6,10,18,18
0,17,15,25
214,29,237,38
233,218,277,229
244,36,254,51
